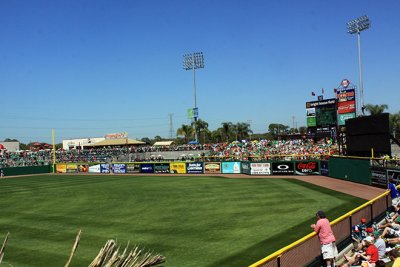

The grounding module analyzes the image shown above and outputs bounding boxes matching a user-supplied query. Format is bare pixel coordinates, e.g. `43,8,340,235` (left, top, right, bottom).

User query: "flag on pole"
322,88,324,94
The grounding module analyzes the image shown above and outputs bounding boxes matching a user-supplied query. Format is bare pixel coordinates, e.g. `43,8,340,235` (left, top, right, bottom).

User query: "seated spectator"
343,236,379,267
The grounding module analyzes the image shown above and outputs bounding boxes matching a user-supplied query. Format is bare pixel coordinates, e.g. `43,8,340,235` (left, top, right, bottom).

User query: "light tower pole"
347,15,370,115
183,52,204,143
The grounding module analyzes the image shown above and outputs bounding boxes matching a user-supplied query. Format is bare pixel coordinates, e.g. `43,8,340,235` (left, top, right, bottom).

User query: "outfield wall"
0,165,51,176
53,160,322,176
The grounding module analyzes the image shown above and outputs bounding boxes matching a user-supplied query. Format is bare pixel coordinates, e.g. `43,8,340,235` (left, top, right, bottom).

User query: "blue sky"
1,0,399,143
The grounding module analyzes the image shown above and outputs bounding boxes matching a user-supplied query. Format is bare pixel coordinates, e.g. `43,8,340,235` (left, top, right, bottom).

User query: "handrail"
249,189,390,267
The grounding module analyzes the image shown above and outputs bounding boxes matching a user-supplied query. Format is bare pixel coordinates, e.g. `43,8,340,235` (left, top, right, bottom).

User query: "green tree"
192,119,209,143
299,126,307,134
390,112,400,138
153,136,163,142
365,104,388,115
267,123,289,138
176,124,194,143
234,122,252,141
221,122,233,142
141,137,151,145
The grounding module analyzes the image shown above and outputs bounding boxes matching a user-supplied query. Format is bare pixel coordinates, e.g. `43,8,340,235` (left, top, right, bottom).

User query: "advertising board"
295,161,319,175
338,113,356,126
337,89,356,102
320,161,329,176
338,101,356,114
154,163,170,173
170,162,186,174
271,162,294,175
56,164,67,173
221,162,241,174
307,117,317,127
112,164,127,174
89,164,101,173
100,164,110,173
250,162,271,175
126,163,140,173
78,164,88,172
204,162,221,174
186,162,204,174
66,163,78,173
241,162,251,175
140,164,154,173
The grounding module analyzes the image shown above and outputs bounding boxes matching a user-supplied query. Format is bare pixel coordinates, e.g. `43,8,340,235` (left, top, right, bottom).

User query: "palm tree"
235,122,252,141
221,122,233,142
390,112,400,138
365,104,388,115
176,124,194,143
210,128,224,143
192,119,209,143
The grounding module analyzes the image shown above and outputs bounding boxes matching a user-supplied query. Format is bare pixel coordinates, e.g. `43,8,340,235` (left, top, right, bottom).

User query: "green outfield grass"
0,174,365,267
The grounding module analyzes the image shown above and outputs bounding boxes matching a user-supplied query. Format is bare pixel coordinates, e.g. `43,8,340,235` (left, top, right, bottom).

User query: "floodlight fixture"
182,52,205,143
347,15,370,115
183,52,205,70
347,15,370,34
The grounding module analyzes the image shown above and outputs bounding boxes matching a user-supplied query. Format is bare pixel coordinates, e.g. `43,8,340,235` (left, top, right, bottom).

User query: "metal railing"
249,190,390,267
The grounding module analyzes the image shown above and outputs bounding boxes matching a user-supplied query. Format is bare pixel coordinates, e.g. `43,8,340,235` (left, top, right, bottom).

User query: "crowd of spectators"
0,138,337,168
206,138,337,160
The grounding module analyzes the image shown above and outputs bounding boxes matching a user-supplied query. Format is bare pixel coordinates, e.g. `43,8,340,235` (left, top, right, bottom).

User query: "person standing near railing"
311,210,338,267
388,179,400,207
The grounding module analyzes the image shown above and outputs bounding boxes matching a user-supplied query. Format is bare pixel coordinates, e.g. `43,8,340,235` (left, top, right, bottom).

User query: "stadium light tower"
183,52,205,143
347,15,370,115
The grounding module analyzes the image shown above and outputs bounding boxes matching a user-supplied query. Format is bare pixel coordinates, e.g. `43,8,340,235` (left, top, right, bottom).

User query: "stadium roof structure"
85,138,145,147
153,141,174,146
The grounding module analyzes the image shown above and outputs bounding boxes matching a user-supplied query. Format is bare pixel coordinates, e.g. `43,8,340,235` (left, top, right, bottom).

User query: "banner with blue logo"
140,164,154,173
100,164,110,173
112,164,127,174
186,162,204,174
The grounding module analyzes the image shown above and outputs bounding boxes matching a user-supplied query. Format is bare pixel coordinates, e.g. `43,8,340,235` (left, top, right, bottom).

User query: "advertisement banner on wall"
338,113,356,126
56,164,67,173
241,162,251,175
100,164,110,173
170,162,186,174
337,89,355,102
272,162,294,175
371,167,387,188
140,164,154,173
126,163,140,173
222,162,241,174
307,117,317,127
78,164,88,172
338,101,356,114
89,164,101,173
295,161,319,175
154,163,170,173
112,164,127,174
186,162,204,174
66,163,78,173
320,161,329,176
204,162,221,174
250,162,271,175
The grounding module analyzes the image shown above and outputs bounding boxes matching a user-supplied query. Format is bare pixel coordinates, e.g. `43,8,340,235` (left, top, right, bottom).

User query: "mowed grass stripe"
0,175,364,267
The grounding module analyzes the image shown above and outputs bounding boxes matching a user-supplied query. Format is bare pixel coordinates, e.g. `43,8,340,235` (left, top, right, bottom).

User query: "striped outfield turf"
0,174,365,267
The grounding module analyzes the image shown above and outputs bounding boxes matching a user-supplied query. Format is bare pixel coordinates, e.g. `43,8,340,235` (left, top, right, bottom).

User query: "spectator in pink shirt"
311,210,338,267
